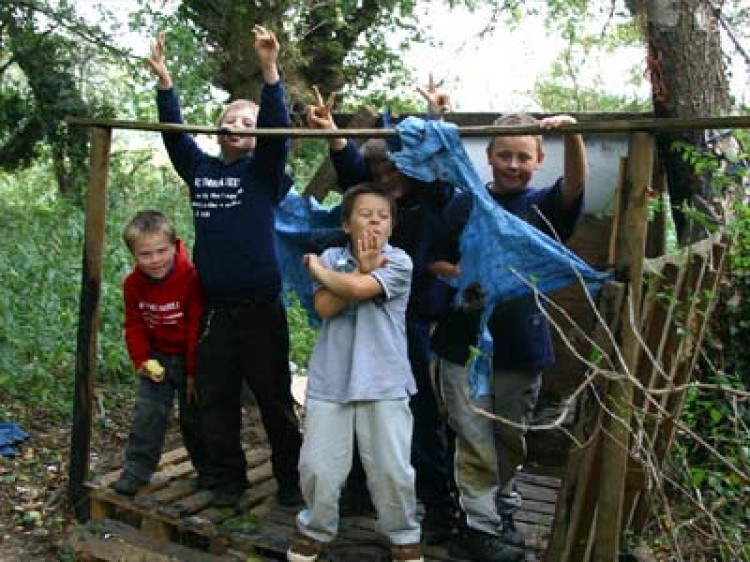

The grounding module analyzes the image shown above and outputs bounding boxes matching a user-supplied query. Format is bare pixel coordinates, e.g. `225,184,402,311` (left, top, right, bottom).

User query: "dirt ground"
0,375,304,561
0,386,188,561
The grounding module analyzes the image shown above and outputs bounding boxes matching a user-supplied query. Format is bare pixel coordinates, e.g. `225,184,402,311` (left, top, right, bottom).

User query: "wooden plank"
88,448,192,489
68,518,234,561
516,471,562,490
607,157,627,267
645,170,667,259
545,281,626,562
516,483,559,505
594,131,653,562
65,113,750,137
158,490,213,520
147,477,201,505
515,498,557,517
69,126,112,522
631,263,681,412
84,445,555,561
630,241,726,531
514,509,554,527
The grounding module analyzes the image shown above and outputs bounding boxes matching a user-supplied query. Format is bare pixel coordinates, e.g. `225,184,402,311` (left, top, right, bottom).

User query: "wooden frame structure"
65,114,742,560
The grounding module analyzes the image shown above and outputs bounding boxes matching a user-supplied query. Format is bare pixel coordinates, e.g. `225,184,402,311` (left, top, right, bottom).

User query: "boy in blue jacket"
430,113,586,561
146,26,302,509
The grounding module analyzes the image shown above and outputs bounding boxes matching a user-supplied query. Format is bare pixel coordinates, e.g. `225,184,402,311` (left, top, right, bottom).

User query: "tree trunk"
642,0,730,244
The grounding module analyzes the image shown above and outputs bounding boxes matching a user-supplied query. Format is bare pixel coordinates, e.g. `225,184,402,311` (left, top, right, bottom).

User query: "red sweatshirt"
123,239,203,377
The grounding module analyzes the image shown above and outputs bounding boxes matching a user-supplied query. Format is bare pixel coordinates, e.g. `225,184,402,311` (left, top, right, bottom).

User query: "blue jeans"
122,351,206,483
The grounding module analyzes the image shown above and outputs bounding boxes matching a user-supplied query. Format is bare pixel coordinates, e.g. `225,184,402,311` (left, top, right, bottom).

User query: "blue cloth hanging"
274,188,345,324
389,117,611,396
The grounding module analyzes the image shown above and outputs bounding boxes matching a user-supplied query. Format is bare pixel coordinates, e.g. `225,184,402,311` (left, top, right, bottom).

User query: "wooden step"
67,518,243,561
87,446,559,561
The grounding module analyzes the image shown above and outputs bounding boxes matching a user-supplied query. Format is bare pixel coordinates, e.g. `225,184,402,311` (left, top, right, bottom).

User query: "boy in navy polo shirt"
287,183,422,562
430,113,586,562
146,26,302,509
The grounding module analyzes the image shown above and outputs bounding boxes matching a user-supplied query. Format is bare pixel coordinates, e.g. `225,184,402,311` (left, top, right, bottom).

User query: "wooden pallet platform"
86,447,560,561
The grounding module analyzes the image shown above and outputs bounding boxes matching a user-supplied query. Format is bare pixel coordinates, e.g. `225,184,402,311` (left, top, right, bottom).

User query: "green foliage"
724,198,750,389
284,293,317,370
526,1,650,112
0,168,85,411
533,82,650,113
126,2,220,124
668,367,750,560
652,129,750,560
0,141,324,416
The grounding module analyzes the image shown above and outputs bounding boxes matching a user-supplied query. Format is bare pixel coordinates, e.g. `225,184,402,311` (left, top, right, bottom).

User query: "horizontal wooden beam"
65,114,750,137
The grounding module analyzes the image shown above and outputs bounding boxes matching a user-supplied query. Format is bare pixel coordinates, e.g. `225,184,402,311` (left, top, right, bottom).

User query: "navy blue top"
431,181,583,370
331,140,456,321
157,84,291,300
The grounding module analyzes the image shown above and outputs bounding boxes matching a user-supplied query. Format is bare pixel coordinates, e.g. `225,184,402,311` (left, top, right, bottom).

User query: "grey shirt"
306,244,416,403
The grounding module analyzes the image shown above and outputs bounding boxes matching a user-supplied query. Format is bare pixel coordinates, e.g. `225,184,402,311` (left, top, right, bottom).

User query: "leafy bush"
647,133,750,560
0,148,320,416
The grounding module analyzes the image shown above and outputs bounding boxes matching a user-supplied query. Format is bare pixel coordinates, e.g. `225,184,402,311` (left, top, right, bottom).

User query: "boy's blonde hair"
122,210,176,253
487,113,543,154
215,99,259,127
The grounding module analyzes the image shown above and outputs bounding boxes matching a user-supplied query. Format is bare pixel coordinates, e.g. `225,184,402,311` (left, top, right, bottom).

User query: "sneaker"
449,527,525,562
276,484,304,507
500,513,525,548
391,542,424,562
111,475,146,496
210,486,244,508
286,532,325,562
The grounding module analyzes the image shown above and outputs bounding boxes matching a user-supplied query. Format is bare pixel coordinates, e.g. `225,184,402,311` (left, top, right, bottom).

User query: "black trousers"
123,351,206,483
407,318,455,512
196,296,301,492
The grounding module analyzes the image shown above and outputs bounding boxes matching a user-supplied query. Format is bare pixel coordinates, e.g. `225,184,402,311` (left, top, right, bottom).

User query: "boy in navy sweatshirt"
146,26,302,509
430,113,586,561
113,210,206,496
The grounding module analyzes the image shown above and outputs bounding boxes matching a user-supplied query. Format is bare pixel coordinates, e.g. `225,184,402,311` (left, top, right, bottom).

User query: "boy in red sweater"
112,210,207,496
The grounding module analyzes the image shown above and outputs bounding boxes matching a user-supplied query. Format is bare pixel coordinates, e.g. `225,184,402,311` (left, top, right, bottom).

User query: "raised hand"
356,231,387,274
307,86,337,130
537,114,577,130
146,31,172,89
253,24,280,70
416,73,452,114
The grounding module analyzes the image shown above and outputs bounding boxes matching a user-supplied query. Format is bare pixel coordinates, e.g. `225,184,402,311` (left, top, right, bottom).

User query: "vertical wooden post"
545,281,626,562
593,131,653,561
68,127,111,521
607,157,628,267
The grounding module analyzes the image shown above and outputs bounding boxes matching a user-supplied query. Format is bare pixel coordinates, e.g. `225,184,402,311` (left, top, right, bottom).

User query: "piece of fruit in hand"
144,359,165,382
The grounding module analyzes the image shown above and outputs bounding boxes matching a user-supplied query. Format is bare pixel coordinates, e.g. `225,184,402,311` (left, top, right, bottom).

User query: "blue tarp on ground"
0,422,30,457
